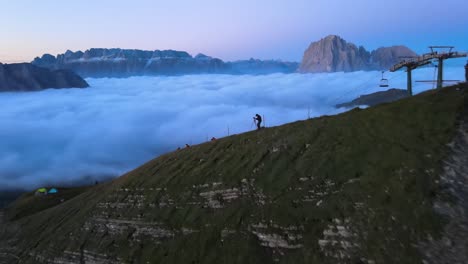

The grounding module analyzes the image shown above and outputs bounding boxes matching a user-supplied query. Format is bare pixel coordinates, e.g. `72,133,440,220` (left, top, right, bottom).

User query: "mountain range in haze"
1,35,418,91
32,49,299,78
31,35,417,78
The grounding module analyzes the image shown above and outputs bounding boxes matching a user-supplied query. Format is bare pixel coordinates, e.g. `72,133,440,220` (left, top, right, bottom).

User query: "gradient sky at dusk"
1,0,467,63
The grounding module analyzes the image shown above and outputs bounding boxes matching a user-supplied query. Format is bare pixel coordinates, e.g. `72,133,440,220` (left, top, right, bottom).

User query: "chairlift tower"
428,46,466,88
390,56,430,96
390,46,467,94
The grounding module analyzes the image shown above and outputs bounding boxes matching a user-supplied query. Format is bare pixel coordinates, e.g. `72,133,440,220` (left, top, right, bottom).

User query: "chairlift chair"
379,71,389,87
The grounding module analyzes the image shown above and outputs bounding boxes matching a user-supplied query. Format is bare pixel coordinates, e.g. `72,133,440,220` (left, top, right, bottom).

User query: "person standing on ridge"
253,114,262,130
465,60,468,82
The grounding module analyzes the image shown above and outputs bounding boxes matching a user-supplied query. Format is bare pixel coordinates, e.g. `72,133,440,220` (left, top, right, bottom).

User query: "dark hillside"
0,191,24,209
1,84,467,264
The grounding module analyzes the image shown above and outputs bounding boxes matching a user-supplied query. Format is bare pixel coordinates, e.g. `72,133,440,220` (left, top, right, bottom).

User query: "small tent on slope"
48,188,58,194
35,188,47,196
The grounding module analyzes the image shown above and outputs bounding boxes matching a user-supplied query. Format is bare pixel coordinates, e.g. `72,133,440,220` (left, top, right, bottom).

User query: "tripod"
250,118,256,129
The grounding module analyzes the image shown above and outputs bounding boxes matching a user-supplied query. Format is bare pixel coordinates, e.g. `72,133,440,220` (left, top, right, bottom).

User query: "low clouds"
0,67,463,190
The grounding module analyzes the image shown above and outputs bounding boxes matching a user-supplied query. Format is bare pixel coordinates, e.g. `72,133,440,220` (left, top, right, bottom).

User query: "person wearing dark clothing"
254,114,262,130
465,61,468,82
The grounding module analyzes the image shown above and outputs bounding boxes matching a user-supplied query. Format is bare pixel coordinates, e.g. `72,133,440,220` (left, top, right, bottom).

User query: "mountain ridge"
32,49,299,77
1,84,467,263
0,63,89,91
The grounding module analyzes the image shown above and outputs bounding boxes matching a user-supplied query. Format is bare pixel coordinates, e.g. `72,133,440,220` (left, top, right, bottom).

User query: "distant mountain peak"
299,35,417,73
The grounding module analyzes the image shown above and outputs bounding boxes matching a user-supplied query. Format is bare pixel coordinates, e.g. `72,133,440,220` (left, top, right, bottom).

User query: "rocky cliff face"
298,35,417,73
0,63,89,92
33,49,299,77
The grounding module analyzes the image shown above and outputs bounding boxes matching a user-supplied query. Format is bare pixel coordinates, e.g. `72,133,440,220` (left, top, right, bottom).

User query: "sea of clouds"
0,66,464,190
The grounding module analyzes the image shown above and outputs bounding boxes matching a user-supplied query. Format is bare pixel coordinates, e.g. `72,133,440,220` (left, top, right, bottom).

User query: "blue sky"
0,0,467,62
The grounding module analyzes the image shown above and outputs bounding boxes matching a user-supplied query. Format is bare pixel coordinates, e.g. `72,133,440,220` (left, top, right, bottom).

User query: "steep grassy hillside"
1,84,466,264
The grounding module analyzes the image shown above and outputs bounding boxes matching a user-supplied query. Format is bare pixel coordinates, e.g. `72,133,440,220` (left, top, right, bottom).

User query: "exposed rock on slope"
298,35,417,73
0,63,89,91
336,88,409,108
1,84,466,263
32,49,299,77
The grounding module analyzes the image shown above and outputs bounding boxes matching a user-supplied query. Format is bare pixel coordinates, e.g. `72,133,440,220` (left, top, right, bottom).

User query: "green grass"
6,186,91,221
1,84,466,264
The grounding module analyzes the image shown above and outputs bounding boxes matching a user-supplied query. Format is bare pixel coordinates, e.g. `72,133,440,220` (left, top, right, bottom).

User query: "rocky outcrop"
0,63,89,92
298,35,417,73
32,49,299,77
336,88,409,108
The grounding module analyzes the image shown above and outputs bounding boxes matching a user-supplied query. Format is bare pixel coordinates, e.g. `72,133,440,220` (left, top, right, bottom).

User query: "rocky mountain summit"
32,49,299,77
1,84,467,263
298,35,417,73
0,63,89,92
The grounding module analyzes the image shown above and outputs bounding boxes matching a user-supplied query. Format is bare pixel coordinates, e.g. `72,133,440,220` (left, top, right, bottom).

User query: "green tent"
36,188,47,193
35,188,47,195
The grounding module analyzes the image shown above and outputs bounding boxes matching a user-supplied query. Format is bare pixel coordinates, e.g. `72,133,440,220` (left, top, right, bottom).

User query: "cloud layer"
0,67,464,190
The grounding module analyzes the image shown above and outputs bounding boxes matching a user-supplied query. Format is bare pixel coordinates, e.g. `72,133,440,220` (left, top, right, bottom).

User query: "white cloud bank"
0,67,464,190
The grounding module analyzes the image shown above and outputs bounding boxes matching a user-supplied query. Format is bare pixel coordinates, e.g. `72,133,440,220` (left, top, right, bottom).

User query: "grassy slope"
2,84,466,264
5,187,91,221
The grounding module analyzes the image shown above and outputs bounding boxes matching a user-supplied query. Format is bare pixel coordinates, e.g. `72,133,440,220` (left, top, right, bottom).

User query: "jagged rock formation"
0,63,89,91
32,49,299,77
336,88,409,108
1,84,467,263
298,35,417,73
